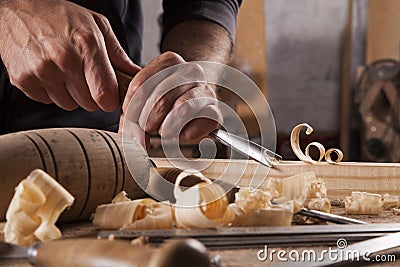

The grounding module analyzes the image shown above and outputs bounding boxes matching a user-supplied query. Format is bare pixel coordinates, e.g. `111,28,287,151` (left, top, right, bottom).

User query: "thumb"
94,14,141,76
119,114,150,150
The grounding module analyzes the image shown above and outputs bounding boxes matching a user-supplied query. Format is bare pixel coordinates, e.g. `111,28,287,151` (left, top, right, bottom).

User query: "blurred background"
141,0,400,163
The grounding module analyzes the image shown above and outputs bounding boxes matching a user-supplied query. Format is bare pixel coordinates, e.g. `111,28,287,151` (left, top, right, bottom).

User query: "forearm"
160,20,233,64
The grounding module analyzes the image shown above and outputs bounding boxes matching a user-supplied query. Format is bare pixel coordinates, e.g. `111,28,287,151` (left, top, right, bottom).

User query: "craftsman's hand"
0,0,140,111
119,52,223,145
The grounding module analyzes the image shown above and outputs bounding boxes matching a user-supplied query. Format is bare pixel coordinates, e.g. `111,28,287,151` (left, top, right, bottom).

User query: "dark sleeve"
162,0,242,40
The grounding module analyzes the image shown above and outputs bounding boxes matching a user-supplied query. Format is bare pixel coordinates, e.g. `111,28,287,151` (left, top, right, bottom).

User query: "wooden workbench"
1,207,399,267
1,158,400,266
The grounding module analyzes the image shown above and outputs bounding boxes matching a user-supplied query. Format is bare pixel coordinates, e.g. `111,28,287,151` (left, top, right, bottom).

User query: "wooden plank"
227,0,267,135
339,0,353,160
151,158,400,200
366,0,400,63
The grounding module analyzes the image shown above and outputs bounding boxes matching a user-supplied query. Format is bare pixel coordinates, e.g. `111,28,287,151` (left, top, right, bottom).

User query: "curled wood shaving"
174,182,232,229
229,188,294,227
290,123,317,163
229,201,294,227
325,148,344,164
307,198,331,213
111,191,131,203
4,169,74,246
306,179,328,199
267,172,329,213
305,142,326,164
272,172,317,213
235,188,273,213
92,198,173,230
290,123,344,164
344,192,382,215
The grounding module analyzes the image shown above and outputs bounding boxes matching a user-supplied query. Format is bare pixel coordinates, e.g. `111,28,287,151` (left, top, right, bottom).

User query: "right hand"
0,0,140,111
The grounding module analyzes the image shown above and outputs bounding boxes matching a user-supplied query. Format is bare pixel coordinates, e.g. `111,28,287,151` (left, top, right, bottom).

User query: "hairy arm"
120,2,241,144
160,19,233,64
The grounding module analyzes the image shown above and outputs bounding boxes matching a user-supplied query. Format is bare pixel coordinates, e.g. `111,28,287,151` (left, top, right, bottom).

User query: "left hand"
118,52,222,146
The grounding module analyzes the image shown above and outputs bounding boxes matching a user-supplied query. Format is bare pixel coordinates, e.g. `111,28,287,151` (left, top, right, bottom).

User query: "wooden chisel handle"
115,69,134,102
32,238,211,267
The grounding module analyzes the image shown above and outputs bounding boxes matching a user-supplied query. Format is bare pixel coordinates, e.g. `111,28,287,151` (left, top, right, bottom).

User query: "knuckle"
187,63,205,77
92,88,108,104
10,73,33,88
160,51,185,64
94,13,110,28
49,48,71,67
144,120,158,133
177,98,196,113
32,59,53,79
73,30,97,52
153,93,174,112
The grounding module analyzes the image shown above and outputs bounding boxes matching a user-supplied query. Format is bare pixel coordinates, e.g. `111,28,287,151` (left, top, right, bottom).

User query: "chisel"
0,238,212,267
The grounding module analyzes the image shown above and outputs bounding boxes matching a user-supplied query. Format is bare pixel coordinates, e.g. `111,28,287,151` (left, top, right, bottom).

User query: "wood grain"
152,158,400,200
366,0,400,63
0,128,148,222
339,0,353,160
229,0,268,135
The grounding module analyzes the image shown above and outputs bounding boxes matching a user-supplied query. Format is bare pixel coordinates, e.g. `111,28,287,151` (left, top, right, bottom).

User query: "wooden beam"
152,158,400,200
339,0,353,160
227,0,267,135
366,0,400,63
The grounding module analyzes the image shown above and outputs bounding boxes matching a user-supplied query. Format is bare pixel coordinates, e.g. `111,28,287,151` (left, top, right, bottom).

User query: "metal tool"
273,231,400,267
297,207,368,225
98,223,400,249
210,129,282,168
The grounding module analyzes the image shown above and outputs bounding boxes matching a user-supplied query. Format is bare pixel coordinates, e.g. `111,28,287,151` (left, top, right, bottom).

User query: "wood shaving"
130,236,147,246
269,172,317,212
4,169,74,246
344,192,382,215
229,201,294,227
307,198,331,213
290,123,343,164
174,181,232,229
305,142,326,164
325,148,344,164
93,199,173,230
0,222,4,241
111,191,131,203
393,207,400,216
290,123,316,163
92,170,334,229
382,193,400,210
235,188,273,213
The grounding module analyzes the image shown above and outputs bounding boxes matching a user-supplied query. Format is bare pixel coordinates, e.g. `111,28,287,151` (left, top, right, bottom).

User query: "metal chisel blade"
0,241,28,259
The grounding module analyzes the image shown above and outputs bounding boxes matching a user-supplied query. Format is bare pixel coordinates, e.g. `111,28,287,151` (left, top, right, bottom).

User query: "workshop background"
141,0,400,162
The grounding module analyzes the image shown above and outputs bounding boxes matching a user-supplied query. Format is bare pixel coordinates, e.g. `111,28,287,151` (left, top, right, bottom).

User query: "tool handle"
115,69,134,102
34,239,152,267
33,238,211,267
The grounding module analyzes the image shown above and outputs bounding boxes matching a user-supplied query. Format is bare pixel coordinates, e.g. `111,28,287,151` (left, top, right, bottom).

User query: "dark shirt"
0,0,241,134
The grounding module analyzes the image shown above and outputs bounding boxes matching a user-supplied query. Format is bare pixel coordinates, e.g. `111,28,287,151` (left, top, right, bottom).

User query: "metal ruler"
98,223,400,249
